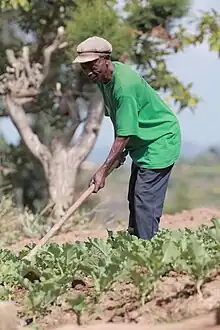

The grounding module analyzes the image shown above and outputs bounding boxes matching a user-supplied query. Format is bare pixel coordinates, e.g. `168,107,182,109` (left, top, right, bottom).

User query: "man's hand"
89,167,107,193
89,138,129,193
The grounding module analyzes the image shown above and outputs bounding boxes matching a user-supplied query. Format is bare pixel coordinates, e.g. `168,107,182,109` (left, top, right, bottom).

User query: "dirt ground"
10,207,220,251
1,304,220,330
53,310,220,330
7,208,220,330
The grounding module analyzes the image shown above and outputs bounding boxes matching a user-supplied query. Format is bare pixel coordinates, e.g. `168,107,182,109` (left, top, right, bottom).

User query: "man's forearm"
100,136,130,173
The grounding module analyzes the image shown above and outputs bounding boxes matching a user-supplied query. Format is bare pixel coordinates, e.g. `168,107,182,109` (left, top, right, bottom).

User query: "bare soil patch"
161,207,220,229
52,310,220,330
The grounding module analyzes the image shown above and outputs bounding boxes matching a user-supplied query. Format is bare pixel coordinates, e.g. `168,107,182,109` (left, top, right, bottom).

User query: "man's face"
80,57,106,83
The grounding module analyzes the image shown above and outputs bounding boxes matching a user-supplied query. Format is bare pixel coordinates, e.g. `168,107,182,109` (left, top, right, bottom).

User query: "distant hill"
181,141,205,159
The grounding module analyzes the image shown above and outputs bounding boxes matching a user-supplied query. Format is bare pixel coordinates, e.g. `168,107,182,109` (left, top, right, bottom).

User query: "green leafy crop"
0,220,219,315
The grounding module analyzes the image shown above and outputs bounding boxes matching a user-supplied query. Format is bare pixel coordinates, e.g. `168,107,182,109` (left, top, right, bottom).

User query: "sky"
0,0,220,158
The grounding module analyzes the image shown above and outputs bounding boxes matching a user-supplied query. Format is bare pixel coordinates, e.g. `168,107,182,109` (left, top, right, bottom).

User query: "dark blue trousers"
128,162,173,240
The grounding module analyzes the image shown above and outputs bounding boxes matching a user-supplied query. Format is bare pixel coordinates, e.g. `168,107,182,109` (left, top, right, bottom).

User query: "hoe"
23,159,120,262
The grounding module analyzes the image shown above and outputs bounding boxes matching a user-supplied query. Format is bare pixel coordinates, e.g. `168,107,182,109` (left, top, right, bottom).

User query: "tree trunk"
45,140,79,218
47,162,78,219
45,92,104,218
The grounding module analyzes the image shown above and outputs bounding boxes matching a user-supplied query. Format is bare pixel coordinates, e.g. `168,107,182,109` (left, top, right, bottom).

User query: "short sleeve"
115,96,139,137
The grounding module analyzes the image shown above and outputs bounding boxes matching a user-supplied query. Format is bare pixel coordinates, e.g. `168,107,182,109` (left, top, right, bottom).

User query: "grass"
106,161,220,215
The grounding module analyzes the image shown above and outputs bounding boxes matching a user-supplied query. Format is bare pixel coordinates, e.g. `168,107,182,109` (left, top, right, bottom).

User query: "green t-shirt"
97,61,181,169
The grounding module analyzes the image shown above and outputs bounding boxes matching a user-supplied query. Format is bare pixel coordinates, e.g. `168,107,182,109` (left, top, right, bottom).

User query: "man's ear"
104,56,111,67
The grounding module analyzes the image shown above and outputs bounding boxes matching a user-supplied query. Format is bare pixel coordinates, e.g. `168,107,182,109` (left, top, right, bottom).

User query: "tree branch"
42,26,67,79
0,105,49,117
0,26,68,174
4,95,52,171
0,26,67,105
50,73,87,146
70,89,104,164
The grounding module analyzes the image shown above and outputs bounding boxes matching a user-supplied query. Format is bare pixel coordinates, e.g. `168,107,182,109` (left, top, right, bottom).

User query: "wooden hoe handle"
25,162,119,259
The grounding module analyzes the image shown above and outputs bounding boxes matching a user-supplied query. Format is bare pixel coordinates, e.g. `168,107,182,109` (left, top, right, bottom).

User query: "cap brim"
72,53,100,64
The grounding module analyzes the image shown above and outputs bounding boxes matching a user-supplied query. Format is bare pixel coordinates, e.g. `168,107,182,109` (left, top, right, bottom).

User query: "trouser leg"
127,162,138,235
133,164,173,240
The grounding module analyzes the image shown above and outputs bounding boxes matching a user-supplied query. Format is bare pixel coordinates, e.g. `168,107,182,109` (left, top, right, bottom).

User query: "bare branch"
39,201,55,216
0,26,67,106
4,95,52,171
70,89,104,164
0,105,45,117
43,26,67,79
0,184,12,192
51,88,86,146
5,49,16,64
22,46,36,84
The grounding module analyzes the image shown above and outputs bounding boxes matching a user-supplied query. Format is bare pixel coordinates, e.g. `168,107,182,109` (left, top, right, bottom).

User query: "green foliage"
0,195,21,248
0,140,49,213
124,0,191,32
66,0,134,60
0,221,219,315
166,178,192,214
199,10,220,54
0,0,30,11
0,195,54,248
122,0,201,111
17,0,77,39
176,9,220,55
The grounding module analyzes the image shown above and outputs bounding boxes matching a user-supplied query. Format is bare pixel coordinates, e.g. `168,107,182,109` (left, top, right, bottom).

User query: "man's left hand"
89,168,107,193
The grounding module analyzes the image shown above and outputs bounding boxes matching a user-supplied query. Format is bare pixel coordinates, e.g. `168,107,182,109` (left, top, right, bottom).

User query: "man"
73,36,181,240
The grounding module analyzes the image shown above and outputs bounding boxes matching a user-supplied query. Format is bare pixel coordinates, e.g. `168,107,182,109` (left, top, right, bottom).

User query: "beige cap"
73,36,112,63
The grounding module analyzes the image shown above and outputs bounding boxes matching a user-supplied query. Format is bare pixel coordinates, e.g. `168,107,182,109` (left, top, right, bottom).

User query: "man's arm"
89,136,129,192
100,136,130,174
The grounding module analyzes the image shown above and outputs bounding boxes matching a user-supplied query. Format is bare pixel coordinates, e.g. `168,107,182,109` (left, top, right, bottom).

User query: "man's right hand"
89,167,107,193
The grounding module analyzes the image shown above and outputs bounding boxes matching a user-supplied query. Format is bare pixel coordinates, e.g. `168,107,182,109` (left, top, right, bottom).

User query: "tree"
0,26,104,218
122,1,220,111
121,0,199,112
0,0,219,217
0,0,133,218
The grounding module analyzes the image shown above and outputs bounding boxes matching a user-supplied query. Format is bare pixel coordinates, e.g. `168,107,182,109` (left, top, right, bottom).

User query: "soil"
7,208,220,330
52,310,220,330
10,207,220,252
